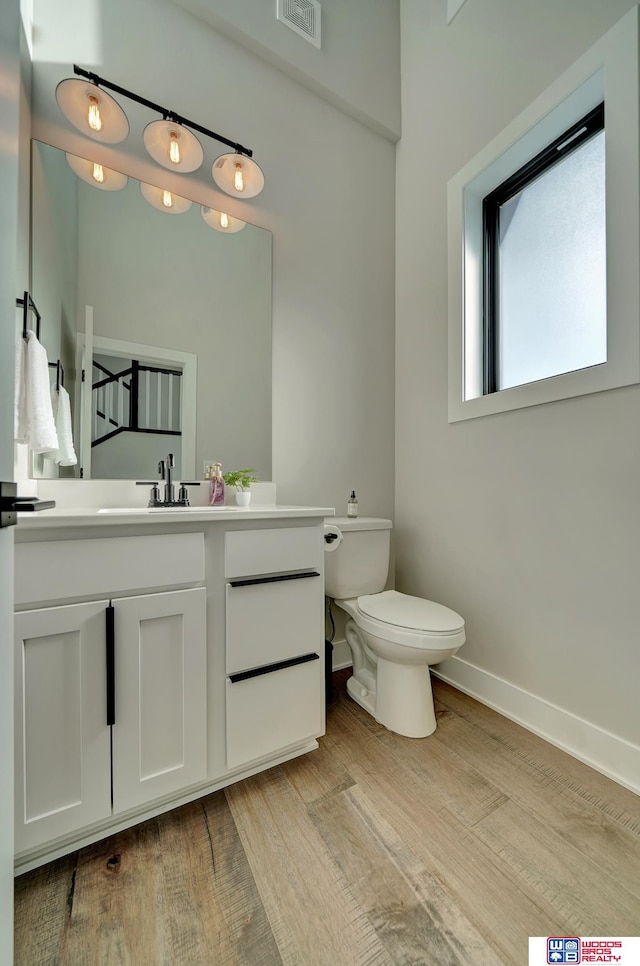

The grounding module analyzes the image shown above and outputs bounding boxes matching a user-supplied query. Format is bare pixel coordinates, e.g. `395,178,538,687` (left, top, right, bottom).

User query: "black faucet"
160,453,176,506
137,454,200,507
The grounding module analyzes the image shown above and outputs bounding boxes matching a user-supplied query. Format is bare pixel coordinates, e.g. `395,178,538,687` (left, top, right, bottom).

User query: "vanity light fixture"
55,78,130,143
201,206,246,233
143,119,204,173
140,181,192,214
65,152,128,190
56,66,264,197
212,153,264,199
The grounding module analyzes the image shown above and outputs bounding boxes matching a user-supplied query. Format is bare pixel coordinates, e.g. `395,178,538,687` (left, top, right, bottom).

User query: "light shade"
55,78,129,143
201,206,246,233
140,182,192,214
143,119,204,173
212,153,264,199
65,152,128,191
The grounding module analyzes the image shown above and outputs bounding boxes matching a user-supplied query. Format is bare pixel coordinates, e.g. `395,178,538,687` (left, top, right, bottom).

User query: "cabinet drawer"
15,533,205,606
224,527,322,579
226,572,323,674
226,657,323,770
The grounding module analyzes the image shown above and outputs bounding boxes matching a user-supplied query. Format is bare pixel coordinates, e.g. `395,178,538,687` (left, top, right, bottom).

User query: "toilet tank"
324,517,392,600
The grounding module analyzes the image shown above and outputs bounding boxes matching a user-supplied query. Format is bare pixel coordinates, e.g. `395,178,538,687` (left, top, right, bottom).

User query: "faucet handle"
136,481,162,507
177,481,200,506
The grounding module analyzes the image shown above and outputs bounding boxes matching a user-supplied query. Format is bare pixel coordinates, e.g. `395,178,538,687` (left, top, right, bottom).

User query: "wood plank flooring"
14,670,640,965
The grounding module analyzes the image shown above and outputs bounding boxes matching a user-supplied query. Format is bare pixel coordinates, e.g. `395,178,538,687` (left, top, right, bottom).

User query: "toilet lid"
357,590,464,633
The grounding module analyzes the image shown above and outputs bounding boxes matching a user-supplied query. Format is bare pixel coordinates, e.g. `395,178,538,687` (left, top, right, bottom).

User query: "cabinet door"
14,602,112,854
111,587,207,813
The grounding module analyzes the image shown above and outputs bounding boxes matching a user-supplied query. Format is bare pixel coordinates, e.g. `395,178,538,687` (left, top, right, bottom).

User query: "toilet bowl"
324,518,465,738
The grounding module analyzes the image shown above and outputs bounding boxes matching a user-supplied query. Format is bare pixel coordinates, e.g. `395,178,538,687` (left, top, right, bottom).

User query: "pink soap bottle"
208,462,225,506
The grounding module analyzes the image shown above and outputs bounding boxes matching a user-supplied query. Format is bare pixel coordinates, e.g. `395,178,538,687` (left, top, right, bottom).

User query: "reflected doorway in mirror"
75,329,196,481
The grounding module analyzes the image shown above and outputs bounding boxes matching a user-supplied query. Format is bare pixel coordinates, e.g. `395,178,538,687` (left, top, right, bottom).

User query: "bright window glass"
496,131,606,390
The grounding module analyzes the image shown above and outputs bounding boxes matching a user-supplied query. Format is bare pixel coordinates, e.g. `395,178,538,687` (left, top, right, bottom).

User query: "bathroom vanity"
13,503,332,873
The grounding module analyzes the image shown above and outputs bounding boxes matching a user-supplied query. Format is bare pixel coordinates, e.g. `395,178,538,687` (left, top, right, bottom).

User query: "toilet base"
346,659,437,739
376,658,437,738
346,671,377,719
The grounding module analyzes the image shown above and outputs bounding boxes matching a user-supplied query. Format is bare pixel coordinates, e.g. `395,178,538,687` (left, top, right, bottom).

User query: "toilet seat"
358,590,464,634
349,590,465,652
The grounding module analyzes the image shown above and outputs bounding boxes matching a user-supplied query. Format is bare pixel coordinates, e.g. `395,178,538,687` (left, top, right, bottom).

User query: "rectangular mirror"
30,140,272,481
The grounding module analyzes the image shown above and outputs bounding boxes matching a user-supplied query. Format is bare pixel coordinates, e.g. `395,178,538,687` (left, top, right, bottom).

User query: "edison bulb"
234,161,244,192
92,163,105,184
87,94,102,133
168,131,181,165
220,212,229,229
162,190,173,209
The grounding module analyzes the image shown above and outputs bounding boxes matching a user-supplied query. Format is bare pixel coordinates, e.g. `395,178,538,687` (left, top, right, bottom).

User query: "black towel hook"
48,360,64,392
17,290,42,341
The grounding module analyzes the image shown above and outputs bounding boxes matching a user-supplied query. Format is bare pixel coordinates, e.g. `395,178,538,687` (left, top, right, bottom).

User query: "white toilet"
324,517,465,738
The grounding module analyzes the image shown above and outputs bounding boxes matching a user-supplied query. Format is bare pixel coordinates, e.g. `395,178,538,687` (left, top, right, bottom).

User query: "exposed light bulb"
162,190,173,209
87,94,102,133
220,212,229,229
92,163,105,184
168,130,181,165
234,161,244,192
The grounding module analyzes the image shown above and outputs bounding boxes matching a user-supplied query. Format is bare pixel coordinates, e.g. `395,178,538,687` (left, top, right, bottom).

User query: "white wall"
91,431,182,481
29,139,78,479
31,140,77,374
1,0,30,953
397,0,640,784
172,0,401,140
30,0,396,519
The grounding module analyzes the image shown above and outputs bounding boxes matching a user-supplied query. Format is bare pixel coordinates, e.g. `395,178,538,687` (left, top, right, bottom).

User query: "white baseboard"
330,638,352,672
432,656,640,796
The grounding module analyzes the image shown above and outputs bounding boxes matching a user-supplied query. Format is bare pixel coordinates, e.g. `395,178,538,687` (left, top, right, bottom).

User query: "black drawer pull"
229,652,319,684
229,571,320,588
106,605,115,726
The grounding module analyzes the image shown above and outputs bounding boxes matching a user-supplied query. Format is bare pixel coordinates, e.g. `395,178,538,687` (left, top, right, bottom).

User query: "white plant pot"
235,490,251,506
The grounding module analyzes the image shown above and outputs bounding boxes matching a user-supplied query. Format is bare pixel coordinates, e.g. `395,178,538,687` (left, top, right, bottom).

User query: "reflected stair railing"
91,359,182,447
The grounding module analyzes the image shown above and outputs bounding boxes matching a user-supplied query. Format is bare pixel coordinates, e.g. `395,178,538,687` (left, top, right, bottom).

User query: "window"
447,7,640,423
483,104,605,394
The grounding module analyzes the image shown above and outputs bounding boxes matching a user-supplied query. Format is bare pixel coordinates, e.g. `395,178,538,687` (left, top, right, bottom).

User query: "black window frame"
482,102,605,395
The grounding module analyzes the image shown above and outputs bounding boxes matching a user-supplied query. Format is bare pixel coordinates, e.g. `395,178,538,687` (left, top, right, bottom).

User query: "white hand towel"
25,330,59,454
14,333,27,443
47,385,77,466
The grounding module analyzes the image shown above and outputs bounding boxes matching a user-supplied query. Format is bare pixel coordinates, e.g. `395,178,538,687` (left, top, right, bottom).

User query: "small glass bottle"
347,490,358,518
209,462,225,506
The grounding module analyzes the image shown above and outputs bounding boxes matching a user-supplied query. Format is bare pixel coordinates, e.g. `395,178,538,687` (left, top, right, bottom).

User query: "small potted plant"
222,468,259,506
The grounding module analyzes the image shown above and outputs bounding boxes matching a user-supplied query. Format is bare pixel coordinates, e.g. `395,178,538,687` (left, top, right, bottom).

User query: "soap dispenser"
347,490,358,518
208,462,225,507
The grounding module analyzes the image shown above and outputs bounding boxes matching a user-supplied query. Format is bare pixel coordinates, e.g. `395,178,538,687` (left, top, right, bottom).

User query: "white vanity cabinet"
12,508,331,873
14,533,207,856
224,527,325,769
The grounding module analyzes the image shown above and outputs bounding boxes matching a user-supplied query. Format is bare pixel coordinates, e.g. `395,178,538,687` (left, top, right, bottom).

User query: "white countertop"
16,504,336,529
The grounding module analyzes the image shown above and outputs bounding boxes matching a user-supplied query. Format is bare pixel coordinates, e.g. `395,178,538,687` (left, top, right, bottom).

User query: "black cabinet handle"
229,652,319,684
229,571,320,588
106,605,115,726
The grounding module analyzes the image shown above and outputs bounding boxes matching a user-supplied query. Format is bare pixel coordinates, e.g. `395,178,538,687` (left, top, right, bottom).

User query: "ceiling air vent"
277,0,321,49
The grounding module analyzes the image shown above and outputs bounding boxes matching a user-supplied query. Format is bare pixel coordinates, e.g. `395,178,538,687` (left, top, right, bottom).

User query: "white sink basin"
97,506,249,514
